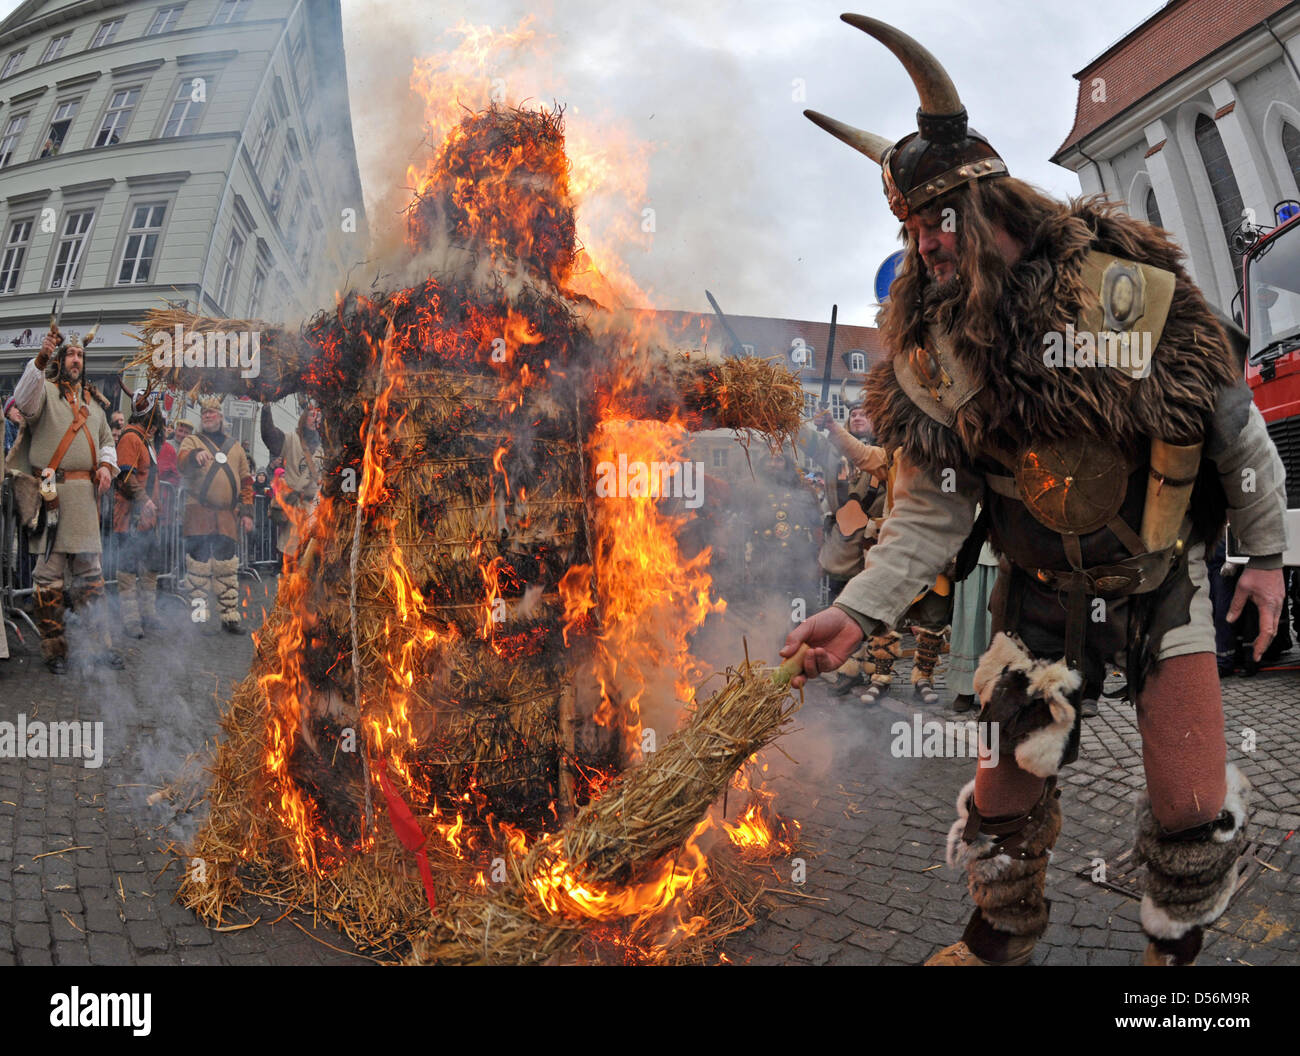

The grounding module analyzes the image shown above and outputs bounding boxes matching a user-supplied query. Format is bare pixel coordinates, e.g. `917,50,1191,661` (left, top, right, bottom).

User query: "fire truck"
1233,200,1300,569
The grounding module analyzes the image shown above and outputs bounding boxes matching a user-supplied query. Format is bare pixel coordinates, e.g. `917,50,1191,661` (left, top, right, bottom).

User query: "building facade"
0,0,367,464
1052,0,1300,315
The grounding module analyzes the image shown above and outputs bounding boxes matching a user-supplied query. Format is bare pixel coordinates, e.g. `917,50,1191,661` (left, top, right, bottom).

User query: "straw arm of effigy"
128,308,317,401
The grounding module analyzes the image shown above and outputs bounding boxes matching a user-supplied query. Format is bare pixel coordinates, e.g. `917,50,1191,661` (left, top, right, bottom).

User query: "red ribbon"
378,768,437,912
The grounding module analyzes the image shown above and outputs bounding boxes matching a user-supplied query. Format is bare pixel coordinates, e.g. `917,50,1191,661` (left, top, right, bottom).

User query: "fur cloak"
865,197,1240,480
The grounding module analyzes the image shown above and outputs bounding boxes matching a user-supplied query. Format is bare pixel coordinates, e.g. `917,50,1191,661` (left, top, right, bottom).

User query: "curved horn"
803,110,892,164
841,14,962,116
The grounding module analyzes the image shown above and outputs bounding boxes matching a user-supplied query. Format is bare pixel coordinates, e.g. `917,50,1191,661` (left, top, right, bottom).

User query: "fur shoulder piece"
866,196,1240,473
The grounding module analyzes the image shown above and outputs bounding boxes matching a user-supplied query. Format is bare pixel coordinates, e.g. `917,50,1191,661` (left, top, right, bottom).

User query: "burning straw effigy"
134,104,806,963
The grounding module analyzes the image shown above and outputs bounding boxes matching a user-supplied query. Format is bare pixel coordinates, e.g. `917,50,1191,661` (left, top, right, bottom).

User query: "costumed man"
260,398,322,557
784,16,1286,966
9,327,122,673
811,400,888,695
740,449,819,602
180,396,254,633
851,442,956,707
112,388,164,638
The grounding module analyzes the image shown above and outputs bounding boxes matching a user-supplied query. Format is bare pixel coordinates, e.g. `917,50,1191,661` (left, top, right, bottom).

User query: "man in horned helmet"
783,15,1287,966
9,326,122,672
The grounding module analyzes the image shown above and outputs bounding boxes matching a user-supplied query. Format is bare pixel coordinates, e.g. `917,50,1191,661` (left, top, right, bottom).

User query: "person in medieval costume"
8,328,122,673
112,388,164,638
811,400,887,695
259,398,323,557
783,16,1287,966
179,396,253,633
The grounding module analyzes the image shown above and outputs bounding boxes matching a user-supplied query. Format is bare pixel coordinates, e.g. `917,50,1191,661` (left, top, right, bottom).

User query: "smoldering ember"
1,2,1296,977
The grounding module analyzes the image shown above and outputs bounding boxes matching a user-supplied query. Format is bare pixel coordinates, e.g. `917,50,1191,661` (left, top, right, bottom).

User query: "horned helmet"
805,15,1008,221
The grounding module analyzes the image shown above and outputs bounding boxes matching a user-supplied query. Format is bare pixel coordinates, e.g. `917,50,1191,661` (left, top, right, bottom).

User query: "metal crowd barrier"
1,475,38,638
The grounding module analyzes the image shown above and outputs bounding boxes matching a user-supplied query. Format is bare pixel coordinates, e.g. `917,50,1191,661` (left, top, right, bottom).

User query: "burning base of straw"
179,651,801,964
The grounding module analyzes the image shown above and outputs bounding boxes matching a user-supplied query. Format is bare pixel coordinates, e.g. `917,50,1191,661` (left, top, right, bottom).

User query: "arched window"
1195,112,1247,274
1145,186,1163,230
1283,121,1300,196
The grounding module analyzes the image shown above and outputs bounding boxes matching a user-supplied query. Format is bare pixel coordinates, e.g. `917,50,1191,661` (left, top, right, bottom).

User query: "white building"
0,0,367,465
1052,0,1300,316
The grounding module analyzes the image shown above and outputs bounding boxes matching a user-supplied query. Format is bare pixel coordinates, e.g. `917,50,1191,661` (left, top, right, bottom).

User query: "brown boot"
925,908,1040,965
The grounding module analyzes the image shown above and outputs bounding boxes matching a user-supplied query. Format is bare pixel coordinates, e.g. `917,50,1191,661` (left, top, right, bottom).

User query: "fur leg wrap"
138,568,159,620
117,570,142,636
33,584,67,660
1135,763,1250,943
973,632,1081,778
867,630,901,685
212,556,239,620
187,556,213,613
946,778,1062,939
912,627,946,682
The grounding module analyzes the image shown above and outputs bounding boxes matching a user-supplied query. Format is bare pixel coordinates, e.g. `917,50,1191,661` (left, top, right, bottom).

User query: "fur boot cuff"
1135,763,1251,941
974,633,1080,778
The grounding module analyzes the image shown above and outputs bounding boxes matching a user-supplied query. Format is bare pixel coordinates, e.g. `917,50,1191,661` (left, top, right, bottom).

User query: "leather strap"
195,433,239,509
46,403,91,476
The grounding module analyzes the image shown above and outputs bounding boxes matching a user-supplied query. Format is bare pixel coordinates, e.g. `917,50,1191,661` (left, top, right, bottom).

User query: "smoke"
79,580,276,845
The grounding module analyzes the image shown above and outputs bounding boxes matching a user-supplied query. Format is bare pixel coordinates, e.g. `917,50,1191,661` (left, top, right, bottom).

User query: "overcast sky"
2,0,1165,326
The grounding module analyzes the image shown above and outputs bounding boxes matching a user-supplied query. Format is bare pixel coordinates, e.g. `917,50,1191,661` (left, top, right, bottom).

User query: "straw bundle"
407,654,801,964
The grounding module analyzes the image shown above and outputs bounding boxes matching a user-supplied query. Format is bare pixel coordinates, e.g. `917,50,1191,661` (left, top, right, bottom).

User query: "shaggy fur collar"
865,198,1240,473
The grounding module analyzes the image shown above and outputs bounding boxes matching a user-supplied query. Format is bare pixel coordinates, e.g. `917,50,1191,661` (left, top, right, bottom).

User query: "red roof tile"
1052,0,1293,161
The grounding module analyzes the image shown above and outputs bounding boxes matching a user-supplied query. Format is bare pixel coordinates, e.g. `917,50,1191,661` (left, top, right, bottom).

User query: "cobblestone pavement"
1,583,1296,966
719,619,1300,967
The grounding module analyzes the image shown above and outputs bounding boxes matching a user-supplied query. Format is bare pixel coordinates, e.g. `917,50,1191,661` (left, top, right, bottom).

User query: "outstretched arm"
131,309,313,401
781,452,980,686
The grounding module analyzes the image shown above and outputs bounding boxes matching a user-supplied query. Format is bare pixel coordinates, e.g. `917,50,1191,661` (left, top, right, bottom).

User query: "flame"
529,819,711,928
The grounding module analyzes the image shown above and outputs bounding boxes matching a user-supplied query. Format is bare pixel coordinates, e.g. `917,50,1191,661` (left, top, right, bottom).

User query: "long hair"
879,176,1066,359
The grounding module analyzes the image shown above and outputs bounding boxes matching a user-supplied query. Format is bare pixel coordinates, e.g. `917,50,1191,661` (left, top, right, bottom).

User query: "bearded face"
62,346,84,384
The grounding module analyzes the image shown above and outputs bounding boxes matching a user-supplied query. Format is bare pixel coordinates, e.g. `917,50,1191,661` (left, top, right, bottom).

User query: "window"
212,0,249,25
0,218,33,294
269,157,289,214
1283,123,1300,198
1,50,25,79
147,5,184,35
803,392,818,419
289,28,306,64
248,262,267,317
90,19,123,49
711,448,728,469
216,230,244,309
284,196,302,249
0,113,27,167
848,350,866,373
40,99,81,158
117,202,167,284
40,35,70,64
250,109,276,168
95,87,140,147
1195,112,1247,274
163,78,206,137
50,209,95,289
1145,186,1163,231
829,392,845,422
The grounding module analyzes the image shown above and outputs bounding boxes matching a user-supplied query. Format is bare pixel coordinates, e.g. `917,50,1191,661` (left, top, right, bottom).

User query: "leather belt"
37,468,92,483
1026,551,1172,599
